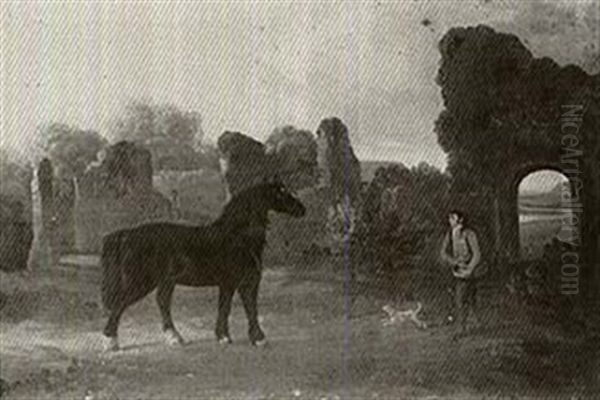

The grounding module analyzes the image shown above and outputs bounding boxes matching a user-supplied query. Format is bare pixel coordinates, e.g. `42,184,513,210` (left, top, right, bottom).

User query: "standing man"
440,209,483,334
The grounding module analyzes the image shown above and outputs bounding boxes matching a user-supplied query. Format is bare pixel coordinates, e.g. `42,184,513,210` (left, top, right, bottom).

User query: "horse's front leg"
216,285,235,344
238,272,266,346
156,280,185,346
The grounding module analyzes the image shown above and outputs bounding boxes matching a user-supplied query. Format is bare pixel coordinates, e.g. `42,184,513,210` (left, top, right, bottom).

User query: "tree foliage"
358,162,450,274
38,123,107,181
111,101,213,171
0,149,33,214
112,102,201,147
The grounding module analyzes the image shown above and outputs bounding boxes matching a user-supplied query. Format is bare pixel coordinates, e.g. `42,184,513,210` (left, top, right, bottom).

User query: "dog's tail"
414,301,422,315
411,302,427,329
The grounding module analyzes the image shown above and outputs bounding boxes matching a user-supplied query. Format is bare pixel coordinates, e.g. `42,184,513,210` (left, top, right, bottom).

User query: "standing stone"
74,141,172,253
37,158,58,267
53,177,76,254
316,118,362,257
217,131,271,201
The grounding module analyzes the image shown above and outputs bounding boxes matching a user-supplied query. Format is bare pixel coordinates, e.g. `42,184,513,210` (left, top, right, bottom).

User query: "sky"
1,0,598,192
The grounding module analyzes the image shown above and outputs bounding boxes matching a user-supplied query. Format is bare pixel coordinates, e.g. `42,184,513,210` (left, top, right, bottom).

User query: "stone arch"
434,25,599,331
496,156,587,264
515,167,578,259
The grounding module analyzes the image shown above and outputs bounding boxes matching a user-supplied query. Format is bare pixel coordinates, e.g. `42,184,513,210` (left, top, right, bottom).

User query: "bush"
354,162,450,295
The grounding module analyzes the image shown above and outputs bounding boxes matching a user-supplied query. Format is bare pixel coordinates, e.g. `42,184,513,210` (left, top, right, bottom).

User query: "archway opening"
518,170,576,260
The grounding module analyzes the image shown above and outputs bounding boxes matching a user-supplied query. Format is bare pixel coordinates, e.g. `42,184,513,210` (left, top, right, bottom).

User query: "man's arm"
464,230,481,275
439,233,455,265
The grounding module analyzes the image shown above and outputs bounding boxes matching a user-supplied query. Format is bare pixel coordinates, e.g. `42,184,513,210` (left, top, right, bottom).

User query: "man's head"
448,209,466,229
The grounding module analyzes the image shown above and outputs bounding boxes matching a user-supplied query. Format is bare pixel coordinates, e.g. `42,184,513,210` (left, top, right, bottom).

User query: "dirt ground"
0,260,597,400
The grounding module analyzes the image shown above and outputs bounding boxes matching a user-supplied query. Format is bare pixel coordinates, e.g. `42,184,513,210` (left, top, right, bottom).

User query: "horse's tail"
101,232,125,311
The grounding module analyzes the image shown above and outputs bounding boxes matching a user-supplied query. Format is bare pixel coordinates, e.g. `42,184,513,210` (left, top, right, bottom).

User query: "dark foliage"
356,162,450,278
0,151,34,272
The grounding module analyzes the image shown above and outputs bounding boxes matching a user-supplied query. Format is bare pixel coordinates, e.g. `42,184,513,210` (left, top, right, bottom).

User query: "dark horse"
100,181,306,351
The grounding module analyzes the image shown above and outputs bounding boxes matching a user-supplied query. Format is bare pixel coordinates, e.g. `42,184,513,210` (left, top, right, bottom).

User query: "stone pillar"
316,118,362,257
74,141,172,253
38,158,58,267
500,180,521,264
54,177,76,254
216,131,270,199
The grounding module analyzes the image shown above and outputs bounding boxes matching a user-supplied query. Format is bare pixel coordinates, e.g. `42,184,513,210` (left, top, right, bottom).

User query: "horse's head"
262,181,306,218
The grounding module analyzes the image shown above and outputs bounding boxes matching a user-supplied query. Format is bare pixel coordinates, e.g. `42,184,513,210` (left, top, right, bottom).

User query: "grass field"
1,235,596,399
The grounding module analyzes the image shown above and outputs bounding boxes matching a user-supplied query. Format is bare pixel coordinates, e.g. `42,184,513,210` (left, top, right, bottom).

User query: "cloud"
490,0,600,74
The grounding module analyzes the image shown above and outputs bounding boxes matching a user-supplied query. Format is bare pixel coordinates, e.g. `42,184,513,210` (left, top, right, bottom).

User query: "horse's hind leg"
238,274,266,346
156,281,185,346
103,304,126,351
102,278,156,352
216,286,235,344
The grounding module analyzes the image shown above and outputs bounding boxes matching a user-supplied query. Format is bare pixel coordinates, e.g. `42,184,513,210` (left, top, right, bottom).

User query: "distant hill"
519,182,575,214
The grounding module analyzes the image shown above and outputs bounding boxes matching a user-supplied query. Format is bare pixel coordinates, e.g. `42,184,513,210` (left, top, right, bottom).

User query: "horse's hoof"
102,336,119,352
165,329,185,346
217,336,232,345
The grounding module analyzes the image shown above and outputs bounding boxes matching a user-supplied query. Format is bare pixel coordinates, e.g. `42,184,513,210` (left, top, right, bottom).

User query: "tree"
0,154,34,272
111,101,211,171
0,148,33,206
265,125,318,191
358,162,450,277
38,123,107,181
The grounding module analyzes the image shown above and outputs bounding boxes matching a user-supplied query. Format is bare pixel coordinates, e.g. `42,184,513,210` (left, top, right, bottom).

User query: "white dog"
381,302,428,329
